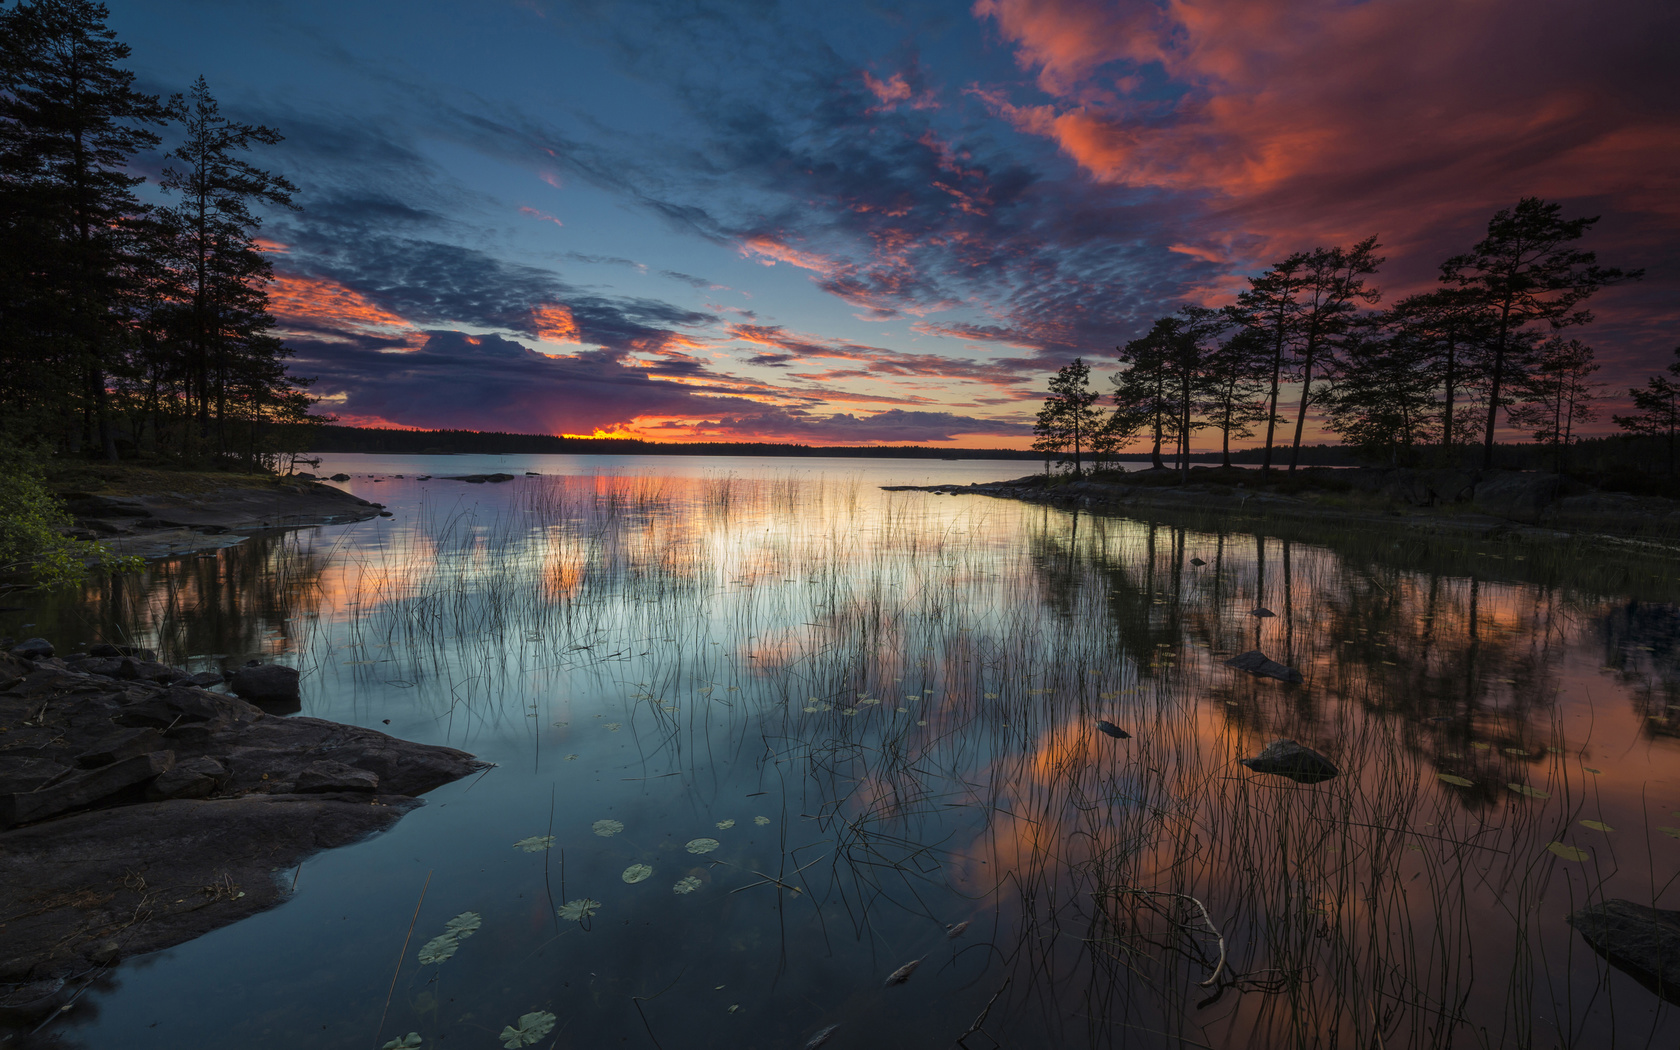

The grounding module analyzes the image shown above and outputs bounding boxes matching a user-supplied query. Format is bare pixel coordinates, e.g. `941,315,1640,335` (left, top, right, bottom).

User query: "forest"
1033,203,1675,479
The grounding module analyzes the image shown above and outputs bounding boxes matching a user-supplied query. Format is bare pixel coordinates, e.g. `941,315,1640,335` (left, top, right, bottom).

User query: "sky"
111,0,1680,449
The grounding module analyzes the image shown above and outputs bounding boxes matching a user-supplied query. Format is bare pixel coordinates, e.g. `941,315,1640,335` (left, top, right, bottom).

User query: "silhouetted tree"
1112,320,1180,470
1284,236,1383,471
1325,315,1438,465
1387,289,1494,464
1615,345,1680,475
1233,253,1307,473
1508,338,1599,473
1440,198,1640,470
1033,358,1106,475
1201,315,1268,468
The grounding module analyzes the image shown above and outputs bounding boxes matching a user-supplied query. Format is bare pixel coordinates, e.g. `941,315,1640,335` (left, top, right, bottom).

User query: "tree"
1284,236,1383,471
1386,289,1494,464
1032,358,1106,476
1440,197,1640,470
1325,316,1438,465
1112,320,1180,470
1508,338,1599,473
1233,253,1307,473
0,0,166,457
1200,321,1269,468
1615,345,1680,475
1162,305,1228,481
157,76,299,462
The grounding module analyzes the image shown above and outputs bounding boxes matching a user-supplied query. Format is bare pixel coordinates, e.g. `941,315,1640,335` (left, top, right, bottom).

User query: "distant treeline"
306,426,1045,460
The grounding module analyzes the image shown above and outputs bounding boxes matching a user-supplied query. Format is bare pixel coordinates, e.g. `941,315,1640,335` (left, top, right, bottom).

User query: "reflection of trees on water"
44,530,331,666
1598,602,1680,739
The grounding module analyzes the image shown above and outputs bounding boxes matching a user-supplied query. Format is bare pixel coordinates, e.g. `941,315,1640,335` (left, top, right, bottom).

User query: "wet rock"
0,750,175,828
1225,649,1304,683
446,473,516,483
10,638,52,659
1473,470,1562,525
1189,557,1206,566
1094,720,1130,739
182,670,225,688
1240,739,1340,783
89,643,156,660
229,663,300,704
1568,899,1680,1004
295,760,380,793
1250,607,1276,618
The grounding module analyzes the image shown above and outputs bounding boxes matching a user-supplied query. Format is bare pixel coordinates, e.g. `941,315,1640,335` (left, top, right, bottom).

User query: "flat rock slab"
1568,899,1680,1004
0,647,487,992
1240,739,1340,783
1224,649,1304,683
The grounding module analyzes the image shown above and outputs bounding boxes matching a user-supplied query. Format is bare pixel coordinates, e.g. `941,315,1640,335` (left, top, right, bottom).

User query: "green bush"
0,443,141,586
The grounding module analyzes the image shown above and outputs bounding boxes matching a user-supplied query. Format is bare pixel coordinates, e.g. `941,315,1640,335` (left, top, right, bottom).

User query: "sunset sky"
113,0,1679,448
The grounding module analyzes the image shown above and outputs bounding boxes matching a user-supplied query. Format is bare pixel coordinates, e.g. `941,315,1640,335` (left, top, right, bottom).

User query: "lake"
5,453,1678,1049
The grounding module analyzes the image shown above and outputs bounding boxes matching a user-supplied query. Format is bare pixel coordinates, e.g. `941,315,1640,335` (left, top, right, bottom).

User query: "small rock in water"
10,637,53,659
946,920,971,939
1094,720,1131,739
804,1024,839,1049
1568,899,1680,1004
1250,607,1276,618
1224,649,1303,683
1240,739,1340,783
229,663,301,704
330,473,350,482
884,958,922,986
1190,557,1206,566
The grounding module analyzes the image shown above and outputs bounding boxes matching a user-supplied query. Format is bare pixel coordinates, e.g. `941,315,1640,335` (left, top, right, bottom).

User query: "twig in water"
1111,889,1226,987
376,870,431,1045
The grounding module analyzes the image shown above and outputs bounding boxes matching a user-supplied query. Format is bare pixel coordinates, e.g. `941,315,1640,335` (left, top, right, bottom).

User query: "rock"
1240,739,1340,783
10,638,52,660
330,473,350,481
1568,899,1680,1004
74,727,164,768
113,657,183,683
229,663,300,704
89,643,157,660
183,670,225,688
1250,607,1275,618
1094,720,1130,739
1189,557,1206,566
1472,470,1562,524
294,760,380,793
146,756,228,800
0,750,175,828
1225,649,1304,683
0,752,72,794
446,473,516,483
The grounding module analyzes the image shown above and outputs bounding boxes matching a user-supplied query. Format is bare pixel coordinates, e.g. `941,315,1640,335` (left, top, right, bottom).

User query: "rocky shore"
890,466,1680,547
0,638,486,1013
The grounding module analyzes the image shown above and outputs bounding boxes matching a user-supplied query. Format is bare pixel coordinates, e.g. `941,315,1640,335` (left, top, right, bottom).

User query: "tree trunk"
1481,303,1513,471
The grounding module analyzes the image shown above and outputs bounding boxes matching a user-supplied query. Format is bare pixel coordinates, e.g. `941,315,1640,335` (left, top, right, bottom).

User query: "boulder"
1240,739,1340,783
146,756,228,801
1225,649,1304,683
229,663,300,704
1472,471,1562,524
10,638,52,660
0,750,175,828
89,643,157,660
329,473,350,481
295,760,380,793
1568,899,1680,1004
182,670,226,688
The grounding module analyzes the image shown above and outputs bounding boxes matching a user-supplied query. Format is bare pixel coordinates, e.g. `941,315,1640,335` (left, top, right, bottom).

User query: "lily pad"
500,1010,557,1048
557,898,600,920
673,876,702,894
604,722,622,731
1659,827,1680,839
622,863,654,884
1507,783,1550,799
382,1035,424,1050
444,911,482,938
686,837,721,854
716,818,736,830
1580,820,1614,832
417,934,460,965
754,816,770,826
1546,842,1589,862
513,835,555,853
592,819,624,837
1436,773,1475,787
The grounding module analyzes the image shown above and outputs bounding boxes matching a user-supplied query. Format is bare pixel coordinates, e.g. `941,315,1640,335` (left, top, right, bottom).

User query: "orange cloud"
267,273,421,345
530,303,581,343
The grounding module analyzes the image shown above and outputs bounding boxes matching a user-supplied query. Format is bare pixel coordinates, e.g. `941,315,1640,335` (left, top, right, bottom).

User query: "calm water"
5,454,1680,1049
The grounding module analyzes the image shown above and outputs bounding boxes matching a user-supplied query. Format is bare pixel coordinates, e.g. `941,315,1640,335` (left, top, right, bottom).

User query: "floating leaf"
1580,820,1615,832
1436,773,1475,787
1584,767,1602,775
500,1010,557,1048
716,818,736,830
686,837,721,854
1546,842,1589,862
443,911,481,938
592,819,624,837
673,876,701,894
984,693,998,699
622,863,653,884
557,898,600,921
564,754,578,761
513,835,555,853
382,1035,424,1050
754,816,770,826
1508,783,1550,799
1659,827,1680,839
416,934,460,965
1472,742,1490,750
1503,748,1529,756
604,722,622,731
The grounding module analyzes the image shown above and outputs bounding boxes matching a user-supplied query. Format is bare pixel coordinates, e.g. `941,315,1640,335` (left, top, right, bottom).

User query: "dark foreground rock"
1240,739,1340,783
1224,649,1304,683
0,645,486,999
229,662,300,703
1568,899,1680,1004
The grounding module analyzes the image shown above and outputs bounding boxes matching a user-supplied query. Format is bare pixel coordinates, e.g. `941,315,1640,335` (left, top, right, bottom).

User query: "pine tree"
1201,319,1269,468
1325,315,1438,465
1440,198,1640,470
157,76,299,463
1032,358,1106,476
1507,338,1599,473
1112,320,1180,470
1284,236,1383,471
1385,289,1494,466
1614,345,1680,476
1233,253,1307,474
0,0,166,456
